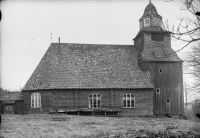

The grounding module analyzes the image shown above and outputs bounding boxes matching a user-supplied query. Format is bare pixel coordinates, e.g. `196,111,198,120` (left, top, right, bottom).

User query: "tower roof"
142,1,160,17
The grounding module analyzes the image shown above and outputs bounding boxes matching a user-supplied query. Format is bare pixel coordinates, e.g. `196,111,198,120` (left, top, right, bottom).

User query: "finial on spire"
149,0,151,3
51,30,52,43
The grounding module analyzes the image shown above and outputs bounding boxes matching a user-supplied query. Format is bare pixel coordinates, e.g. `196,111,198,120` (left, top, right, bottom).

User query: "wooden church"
22,2,184,116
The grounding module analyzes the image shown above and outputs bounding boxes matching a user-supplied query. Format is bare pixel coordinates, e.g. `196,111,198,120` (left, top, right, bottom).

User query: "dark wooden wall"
15,100,24,114
140,61,184,115
0,101,3,114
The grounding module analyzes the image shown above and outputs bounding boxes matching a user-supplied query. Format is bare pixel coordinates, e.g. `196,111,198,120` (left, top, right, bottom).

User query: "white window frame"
88,93,101,108
31,93,41,108
123,93,135,108
144,18,150,27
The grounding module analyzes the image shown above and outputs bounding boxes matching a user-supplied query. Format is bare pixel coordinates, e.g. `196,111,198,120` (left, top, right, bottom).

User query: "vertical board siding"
140,62,183,115
14,101,24,114
0,101,3,114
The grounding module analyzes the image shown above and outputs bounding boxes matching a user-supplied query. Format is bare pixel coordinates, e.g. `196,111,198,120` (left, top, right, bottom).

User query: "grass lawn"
0,114,200,138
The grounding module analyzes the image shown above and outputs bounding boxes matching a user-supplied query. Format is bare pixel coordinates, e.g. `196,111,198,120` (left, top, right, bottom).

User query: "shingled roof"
141,44,183,62
143,2,159,17
22,43,154,90
0,92,23,101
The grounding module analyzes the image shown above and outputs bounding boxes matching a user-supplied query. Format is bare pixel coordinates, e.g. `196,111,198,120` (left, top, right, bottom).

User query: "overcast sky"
1,0,190,91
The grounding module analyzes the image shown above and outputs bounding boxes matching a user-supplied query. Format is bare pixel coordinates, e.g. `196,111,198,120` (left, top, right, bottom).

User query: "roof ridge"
51,43,134,46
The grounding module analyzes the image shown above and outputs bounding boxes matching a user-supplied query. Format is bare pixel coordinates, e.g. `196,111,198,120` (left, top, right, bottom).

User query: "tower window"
156,88,160,93
166,99,170,103
151,33,163,41
144,18,150,27
159,69,163,73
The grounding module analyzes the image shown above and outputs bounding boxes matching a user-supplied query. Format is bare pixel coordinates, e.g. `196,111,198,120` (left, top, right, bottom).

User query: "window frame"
123,93,135,108
88,93,101,109
144,18,150,27
31,93,41,108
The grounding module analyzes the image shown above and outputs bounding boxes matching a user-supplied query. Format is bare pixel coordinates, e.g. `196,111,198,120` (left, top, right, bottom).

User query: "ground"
0,114,200,138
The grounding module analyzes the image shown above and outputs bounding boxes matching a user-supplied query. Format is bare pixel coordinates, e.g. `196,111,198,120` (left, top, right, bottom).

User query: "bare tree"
184,44,200,93
164,0,200,52
163,0,200,97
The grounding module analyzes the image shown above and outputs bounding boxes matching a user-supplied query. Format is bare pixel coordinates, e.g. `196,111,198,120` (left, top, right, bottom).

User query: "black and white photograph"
0,0,200,137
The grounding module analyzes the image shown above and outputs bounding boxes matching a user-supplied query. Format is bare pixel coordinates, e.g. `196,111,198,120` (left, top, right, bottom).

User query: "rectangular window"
31,93,41,108
131,100,134,107
144,18,150,27
90,100,92,108
123,94,135,108
127,99,130,107
151,33,163,41
93,99,96,108
97,99,100,108
89,94,101,108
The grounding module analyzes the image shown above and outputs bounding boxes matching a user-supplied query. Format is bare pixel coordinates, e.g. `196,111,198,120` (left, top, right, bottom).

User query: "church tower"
134,1,184,116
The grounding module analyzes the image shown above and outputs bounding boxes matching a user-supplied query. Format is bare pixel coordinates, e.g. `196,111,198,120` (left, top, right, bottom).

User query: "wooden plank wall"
15,100,24,114
0,101,3,114
140,61,184,115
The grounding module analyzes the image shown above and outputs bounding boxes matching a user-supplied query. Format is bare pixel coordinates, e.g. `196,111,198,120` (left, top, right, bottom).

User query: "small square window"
166,99,170,103
156,88,160,93
159,69,162,73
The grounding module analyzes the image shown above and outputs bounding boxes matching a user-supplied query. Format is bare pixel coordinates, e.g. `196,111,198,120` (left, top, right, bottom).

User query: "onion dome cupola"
139,1,163,29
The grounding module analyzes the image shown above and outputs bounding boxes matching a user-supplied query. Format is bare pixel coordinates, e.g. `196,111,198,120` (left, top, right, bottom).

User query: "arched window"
123,94,135,108
89,94,101,108
31,93,41,108
144,18,150,27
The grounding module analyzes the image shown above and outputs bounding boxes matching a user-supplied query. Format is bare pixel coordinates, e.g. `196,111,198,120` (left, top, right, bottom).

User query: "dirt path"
0,114,199,138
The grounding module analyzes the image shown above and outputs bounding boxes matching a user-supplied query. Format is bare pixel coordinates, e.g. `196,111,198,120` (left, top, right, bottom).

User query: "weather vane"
51,30,52,43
